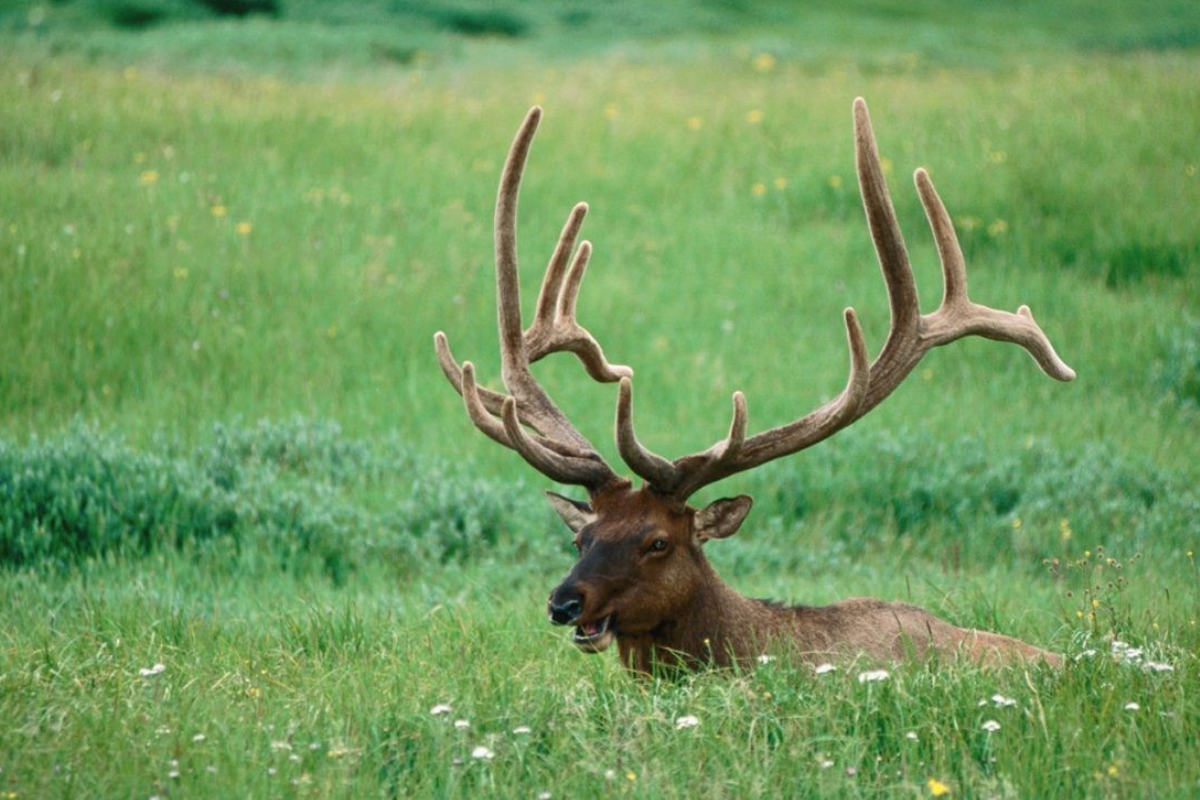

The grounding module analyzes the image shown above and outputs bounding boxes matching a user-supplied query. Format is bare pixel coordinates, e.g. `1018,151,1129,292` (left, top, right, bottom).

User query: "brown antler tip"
1017,305,1077,382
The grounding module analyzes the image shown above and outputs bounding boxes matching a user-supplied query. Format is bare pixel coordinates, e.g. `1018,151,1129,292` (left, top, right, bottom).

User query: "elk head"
434,101,1074,670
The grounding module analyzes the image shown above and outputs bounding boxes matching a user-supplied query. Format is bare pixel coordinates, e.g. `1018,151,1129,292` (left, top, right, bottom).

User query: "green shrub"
0,421,239,567
0,418,545,575
2,419,1192,577
747,430,1193,565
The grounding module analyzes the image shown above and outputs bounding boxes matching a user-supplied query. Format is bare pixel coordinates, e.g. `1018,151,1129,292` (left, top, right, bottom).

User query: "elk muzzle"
548,583,615,653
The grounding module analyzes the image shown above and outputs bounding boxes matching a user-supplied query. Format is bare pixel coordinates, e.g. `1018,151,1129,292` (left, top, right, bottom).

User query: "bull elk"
434,99,1075,673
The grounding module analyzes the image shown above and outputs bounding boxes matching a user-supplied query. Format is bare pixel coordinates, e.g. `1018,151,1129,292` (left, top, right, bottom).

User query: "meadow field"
1,1,1199,797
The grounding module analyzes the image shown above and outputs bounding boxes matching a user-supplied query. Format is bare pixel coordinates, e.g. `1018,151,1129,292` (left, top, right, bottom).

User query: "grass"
1,1,1199,797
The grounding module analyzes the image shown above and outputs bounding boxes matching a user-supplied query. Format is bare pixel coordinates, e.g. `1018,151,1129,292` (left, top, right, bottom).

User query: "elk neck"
614,547,786,673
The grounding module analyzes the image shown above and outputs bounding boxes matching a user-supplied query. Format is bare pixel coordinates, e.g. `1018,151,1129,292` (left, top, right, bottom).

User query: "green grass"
1,1,1199,797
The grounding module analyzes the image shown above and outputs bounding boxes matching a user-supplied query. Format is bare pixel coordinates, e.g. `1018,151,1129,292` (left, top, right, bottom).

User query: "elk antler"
434,107,630,492
615,98,1075,501
437,101,1074,503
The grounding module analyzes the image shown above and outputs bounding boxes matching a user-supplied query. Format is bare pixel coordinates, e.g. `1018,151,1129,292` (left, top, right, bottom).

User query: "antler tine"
853,98,921,345
616,377,680,489
914,169,1077,381
525,207,633,382
435,332,510,417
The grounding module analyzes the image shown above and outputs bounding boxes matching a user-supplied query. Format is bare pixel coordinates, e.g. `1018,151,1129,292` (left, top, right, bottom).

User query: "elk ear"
694,495,753,542
545,491,596,533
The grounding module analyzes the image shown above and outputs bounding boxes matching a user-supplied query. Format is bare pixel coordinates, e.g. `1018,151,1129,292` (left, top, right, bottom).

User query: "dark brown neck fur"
615,559,1061,673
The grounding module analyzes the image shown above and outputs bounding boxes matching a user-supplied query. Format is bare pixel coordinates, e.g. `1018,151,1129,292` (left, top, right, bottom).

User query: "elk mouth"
572,615,615,653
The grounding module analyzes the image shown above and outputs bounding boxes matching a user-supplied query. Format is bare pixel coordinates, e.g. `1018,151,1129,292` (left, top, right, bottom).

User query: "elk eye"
649,538,669,553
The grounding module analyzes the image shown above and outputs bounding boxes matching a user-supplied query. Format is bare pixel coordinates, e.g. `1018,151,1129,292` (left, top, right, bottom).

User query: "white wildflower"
1074,649,1098,661
991,694,1017,708
430,703,453,716
981,720,1001,733
139,663,166,677
454,719,470,730
814,663,836,675
857,669,890,683
192,733,206,743
512,726,532,735
905,731,919,741
675,715,700,729
757,654,775,665
470,746,494,761
1144,661,1174,673
1124,702,1140,711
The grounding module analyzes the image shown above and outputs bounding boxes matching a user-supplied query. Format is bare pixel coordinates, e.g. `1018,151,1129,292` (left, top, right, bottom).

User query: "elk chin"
572,615,615,653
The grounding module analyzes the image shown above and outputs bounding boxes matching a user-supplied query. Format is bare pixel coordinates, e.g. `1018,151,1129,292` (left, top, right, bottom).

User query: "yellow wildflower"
752,53,776,73
138,170,159,185
746,109,764,124
211,205,228,218
927,777,951,796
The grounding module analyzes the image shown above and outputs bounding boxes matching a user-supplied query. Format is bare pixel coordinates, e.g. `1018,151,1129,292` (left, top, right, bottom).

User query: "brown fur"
550,485,1061,674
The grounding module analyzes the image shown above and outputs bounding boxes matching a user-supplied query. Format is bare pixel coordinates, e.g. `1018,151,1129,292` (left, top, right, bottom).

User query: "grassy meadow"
2,1,1199,797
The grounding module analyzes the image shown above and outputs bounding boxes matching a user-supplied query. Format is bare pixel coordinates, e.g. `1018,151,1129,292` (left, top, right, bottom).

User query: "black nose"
548,592,583,626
